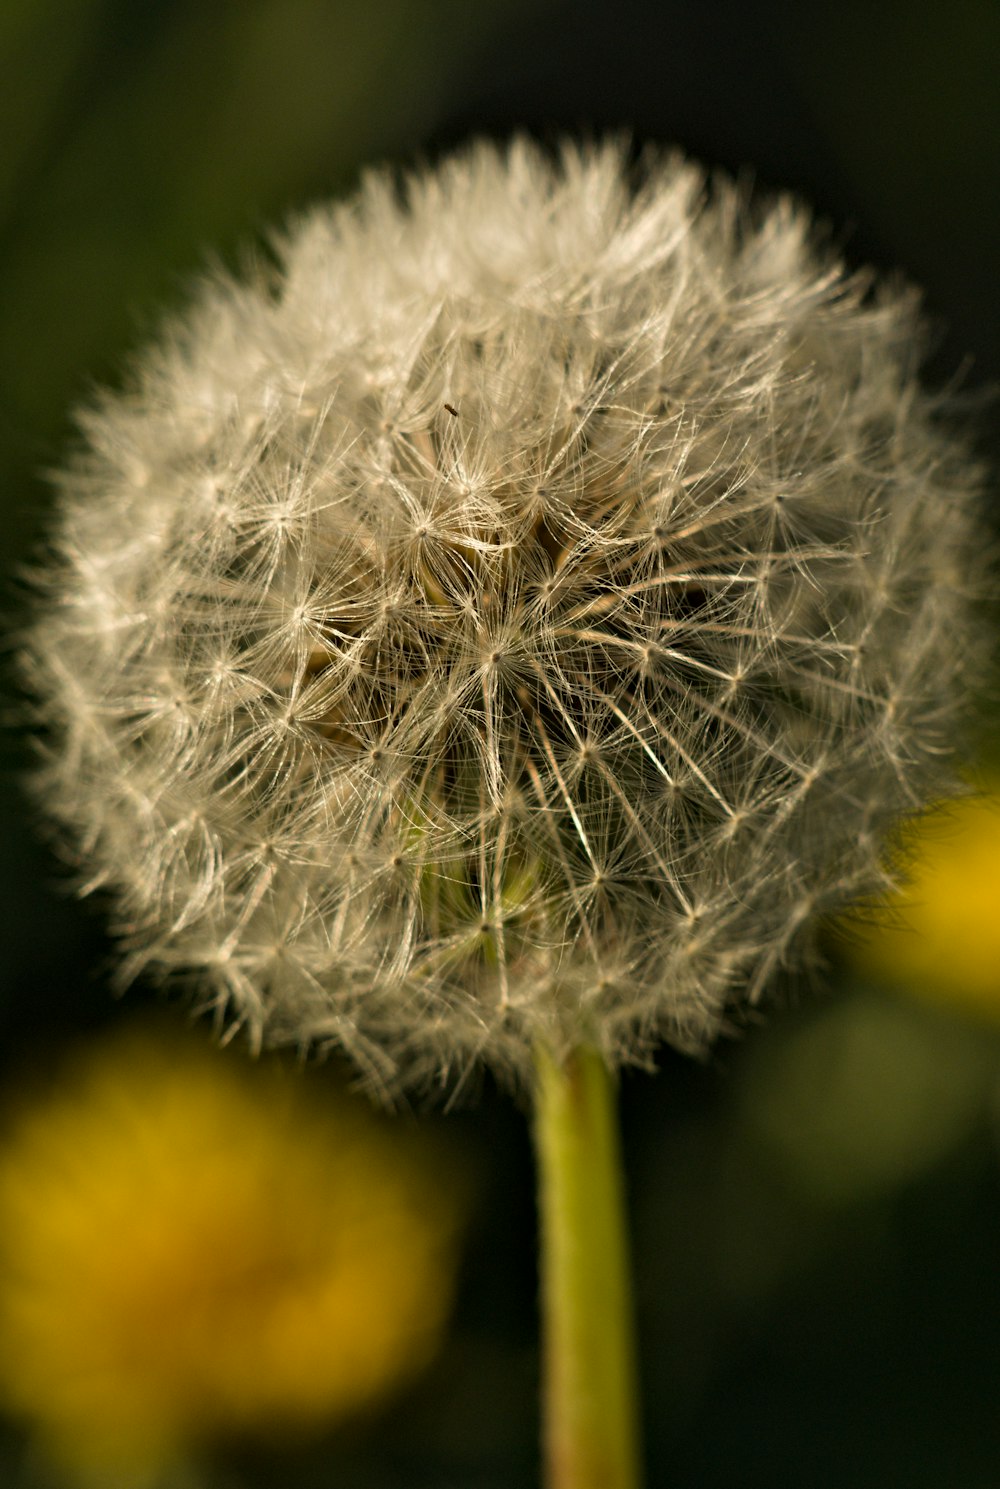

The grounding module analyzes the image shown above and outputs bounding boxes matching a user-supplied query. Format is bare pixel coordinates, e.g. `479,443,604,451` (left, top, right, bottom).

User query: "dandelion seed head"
23,139,989,1096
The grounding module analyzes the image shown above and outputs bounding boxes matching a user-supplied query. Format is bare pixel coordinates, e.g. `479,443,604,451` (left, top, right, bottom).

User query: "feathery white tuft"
23,139,988,1096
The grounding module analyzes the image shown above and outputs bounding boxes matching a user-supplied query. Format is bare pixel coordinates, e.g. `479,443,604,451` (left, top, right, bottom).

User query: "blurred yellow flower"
843,781,1000,1020
0,1023,464,1481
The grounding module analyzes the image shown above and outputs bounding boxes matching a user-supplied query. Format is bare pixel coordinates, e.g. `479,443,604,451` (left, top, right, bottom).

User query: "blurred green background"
1,1,998,1485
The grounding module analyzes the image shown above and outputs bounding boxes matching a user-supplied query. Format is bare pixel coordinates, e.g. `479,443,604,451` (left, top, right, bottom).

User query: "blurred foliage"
781,0,1000,330
1,0,998,1485
629,984,1000,1489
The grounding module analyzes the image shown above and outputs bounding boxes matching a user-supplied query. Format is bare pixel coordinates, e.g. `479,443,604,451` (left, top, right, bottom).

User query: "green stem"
533,1044,642,1489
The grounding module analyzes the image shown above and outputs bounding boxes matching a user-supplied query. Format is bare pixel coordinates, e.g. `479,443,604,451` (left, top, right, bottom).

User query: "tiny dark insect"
443,403,459,417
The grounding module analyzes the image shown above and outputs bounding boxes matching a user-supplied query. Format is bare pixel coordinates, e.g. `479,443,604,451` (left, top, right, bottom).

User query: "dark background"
2,2,998,1485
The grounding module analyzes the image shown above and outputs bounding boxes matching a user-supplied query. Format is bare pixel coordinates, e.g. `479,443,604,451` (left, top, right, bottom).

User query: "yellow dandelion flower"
0,1024,464,1481
843,780,1000,1021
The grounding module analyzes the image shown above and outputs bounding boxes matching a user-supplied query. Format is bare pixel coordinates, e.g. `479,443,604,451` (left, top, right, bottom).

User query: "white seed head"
23,139,989,1097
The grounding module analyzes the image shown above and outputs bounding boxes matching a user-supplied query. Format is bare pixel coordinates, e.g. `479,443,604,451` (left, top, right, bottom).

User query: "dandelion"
21,139,990,1487
842,778,1000,1020
0,1024,463,1485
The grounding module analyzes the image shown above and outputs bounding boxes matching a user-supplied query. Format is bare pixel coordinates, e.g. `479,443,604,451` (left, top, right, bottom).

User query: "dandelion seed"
22,138,989,1098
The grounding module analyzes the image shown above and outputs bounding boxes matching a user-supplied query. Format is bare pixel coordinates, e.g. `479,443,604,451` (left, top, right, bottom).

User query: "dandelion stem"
534,1043,642,1489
